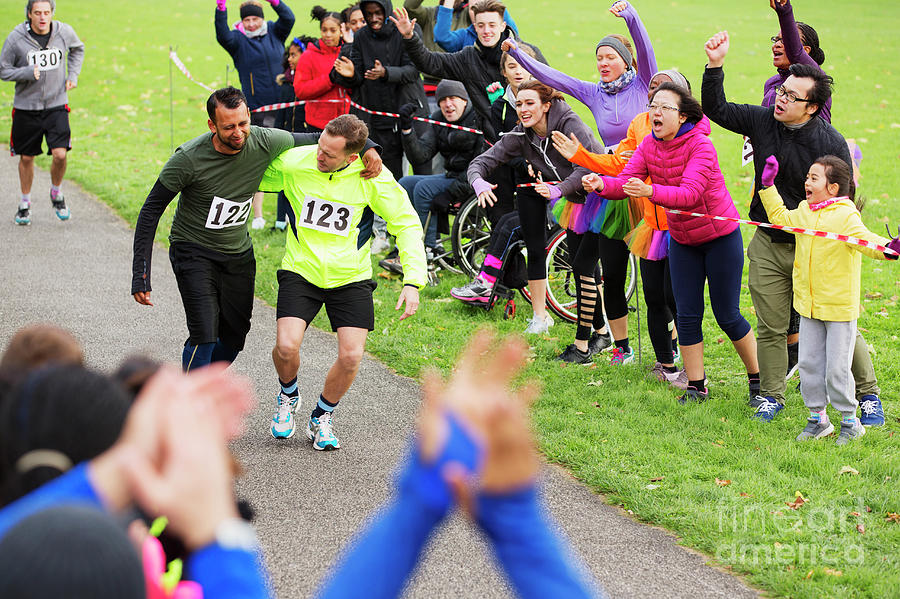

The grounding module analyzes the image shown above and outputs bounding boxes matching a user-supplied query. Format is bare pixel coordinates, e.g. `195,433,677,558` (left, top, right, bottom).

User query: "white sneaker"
306,412,340,450
251,216,266,230
524,314,553,334
370,234,390,254
271,391,300,439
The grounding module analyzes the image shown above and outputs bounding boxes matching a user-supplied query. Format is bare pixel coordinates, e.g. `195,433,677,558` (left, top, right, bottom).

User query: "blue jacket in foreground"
0,463,269,599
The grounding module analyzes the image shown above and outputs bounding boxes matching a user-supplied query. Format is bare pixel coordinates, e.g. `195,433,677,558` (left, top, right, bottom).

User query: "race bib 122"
205,195,252,230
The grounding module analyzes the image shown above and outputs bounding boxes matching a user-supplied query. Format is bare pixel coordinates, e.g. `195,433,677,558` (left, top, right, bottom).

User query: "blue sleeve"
0,463,103,539
476,487,602,599
214,8,241,56
434,6,464,52
503,10,518,36
187,544,270,599
271,0,296,43
316,416,481,599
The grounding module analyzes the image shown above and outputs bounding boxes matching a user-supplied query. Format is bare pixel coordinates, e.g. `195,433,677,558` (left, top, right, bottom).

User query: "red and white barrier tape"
666,209,899,256
169,50,215,92
251,98,346,113
517,181,561,188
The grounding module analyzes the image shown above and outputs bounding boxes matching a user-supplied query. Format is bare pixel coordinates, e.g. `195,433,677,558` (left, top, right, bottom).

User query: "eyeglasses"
647,103,680,113
770,35,782,44
774,85,811,104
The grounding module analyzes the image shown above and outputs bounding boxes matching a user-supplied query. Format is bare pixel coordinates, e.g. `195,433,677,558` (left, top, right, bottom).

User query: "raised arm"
505,41,597,107
773,0,818,70
615,2,656,86
434,3,465,52
214,5,241,56
269,0,296,43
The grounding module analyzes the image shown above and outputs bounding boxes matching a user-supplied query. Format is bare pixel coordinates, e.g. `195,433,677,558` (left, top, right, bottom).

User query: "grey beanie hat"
436,79,469,104
652,69,691,93
595,36,633,68
0,505,145,599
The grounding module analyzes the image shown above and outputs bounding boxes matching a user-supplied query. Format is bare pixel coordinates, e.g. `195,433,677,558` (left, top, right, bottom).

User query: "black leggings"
598,233,630,321
567,229,606,341
640,257,677,364
517,188,549,280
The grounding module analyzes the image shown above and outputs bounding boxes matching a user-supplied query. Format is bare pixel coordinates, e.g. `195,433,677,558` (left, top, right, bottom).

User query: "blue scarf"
598,68,636,95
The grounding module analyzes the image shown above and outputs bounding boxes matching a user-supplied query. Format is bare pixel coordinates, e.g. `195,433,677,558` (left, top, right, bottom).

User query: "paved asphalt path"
0,153,759,599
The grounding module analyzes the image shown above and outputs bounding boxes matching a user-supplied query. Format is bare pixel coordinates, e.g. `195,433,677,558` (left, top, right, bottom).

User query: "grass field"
2,1,899,597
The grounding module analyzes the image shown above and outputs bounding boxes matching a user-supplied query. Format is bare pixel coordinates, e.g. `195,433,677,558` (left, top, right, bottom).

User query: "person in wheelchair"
380,80,484,272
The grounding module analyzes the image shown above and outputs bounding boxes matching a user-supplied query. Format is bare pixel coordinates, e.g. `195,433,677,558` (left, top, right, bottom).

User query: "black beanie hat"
436,79,469,104
0,505,146,599
240,2,265,19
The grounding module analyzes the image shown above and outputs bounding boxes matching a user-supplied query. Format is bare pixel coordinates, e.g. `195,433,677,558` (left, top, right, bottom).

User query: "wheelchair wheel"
519,229,639,324
450,197,493,279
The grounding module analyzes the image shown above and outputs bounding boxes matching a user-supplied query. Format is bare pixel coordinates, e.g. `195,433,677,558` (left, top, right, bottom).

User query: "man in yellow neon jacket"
259,114,426,449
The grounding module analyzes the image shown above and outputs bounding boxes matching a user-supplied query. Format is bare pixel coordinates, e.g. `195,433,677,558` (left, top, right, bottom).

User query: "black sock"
748,372,760,395
279,377,299,397
689,378,705,391
311,394,338,419
663,365,678,373
615,337,630,353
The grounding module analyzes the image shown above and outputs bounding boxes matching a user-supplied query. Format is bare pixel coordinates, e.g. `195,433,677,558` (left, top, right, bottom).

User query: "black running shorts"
276,270,377,331
10,105,71,156
169,241,256,350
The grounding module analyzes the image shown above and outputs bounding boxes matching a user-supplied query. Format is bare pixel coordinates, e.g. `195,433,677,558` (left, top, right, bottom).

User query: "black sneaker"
378,256,403,275
556,344,593,364
588,331,613,354
678,385,709,404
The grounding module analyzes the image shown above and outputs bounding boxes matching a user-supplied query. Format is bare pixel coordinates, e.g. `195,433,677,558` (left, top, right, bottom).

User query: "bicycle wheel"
625,253,637,302
450,197,492,278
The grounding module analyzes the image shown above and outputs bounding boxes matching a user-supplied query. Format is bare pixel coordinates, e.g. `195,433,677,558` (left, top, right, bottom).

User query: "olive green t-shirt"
159,126,294,254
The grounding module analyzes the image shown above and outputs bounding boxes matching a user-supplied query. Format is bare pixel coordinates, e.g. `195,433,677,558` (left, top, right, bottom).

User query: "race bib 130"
27,48,64,72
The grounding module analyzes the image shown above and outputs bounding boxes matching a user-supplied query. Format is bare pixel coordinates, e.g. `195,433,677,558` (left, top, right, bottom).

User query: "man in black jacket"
390,0,545,142
330,0,427,178
394,79,481,257
702,31,882,424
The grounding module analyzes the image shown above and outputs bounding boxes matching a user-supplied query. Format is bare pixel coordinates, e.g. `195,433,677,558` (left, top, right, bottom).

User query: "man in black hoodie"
390,0,545,142
330,0,426,178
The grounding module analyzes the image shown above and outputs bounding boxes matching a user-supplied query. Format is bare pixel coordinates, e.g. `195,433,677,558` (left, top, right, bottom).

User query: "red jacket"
293,40,348,130
601,116,739,246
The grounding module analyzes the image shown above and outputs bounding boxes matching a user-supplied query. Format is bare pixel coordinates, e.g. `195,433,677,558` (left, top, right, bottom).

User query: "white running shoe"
306,412,340,450
524,314,553,334
271,392,299,439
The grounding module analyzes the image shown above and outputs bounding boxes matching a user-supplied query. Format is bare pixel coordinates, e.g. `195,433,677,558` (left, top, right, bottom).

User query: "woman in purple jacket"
584,84,759,403
501,0,657,366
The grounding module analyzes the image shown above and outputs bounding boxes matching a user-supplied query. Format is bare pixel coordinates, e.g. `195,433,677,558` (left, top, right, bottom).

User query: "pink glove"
885,235,900,260
472,177,493,198
761,155,779,188
267,0,280,5
547,185,562,201
216,0,227,10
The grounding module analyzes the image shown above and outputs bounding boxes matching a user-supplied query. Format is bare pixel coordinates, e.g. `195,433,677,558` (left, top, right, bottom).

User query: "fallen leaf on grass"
587,379,604,387
839,465,860,476
432,297,453,303
786,491,808,510
886,512,900,523
574,411,584,415
377,272,393,279
646,484,660,490
649,476,665,482
856,524,866,534
739,492,753,498
850,511,861,517
716,337,725,344
866,505,873,513
719,417,727,422
593,402,602,408
805,570,814,579
824,568,843,577
865,291,884,299
715,478,732,486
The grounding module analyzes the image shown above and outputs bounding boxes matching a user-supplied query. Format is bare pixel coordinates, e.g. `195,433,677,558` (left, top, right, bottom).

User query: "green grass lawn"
2,1,898,597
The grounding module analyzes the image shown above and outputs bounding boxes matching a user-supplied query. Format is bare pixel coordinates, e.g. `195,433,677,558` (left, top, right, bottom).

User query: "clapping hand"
582,173,603,193
623,177,651,197
389,7,417,39
334,56,355,77
365,59,386,80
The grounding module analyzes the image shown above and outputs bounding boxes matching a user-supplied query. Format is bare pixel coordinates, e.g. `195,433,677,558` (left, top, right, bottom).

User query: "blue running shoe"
858,395,885,426
306,412,340,451
15,201,31,225
271,391,299,439
51,193,70,221
751,397,783,422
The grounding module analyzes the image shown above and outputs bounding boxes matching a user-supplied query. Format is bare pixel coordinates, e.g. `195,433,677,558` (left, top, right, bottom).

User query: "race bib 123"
297,196,355,237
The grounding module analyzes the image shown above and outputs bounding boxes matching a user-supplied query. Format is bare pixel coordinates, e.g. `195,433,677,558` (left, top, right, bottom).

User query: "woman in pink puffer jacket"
584,82,759,404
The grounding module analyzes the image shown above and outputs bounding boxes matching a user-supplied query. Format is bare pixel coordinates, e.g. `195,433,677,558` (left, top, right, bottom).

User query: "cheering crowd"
2,0,899,596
